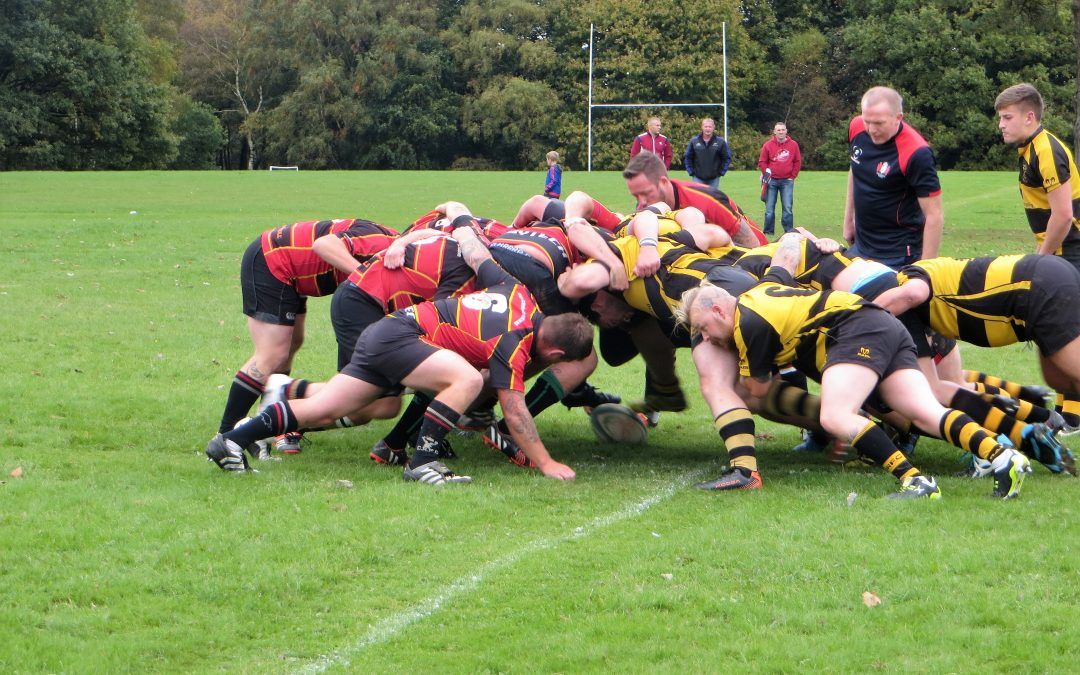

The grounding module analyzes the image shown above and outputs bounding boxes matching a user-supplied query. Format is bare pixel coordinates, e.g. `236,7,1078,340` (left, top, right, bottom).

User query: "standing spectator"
843,86,943,268
995,83,1080,274
630,117,672,168
757,122,801,237
543,150,562,198
684,118,731,189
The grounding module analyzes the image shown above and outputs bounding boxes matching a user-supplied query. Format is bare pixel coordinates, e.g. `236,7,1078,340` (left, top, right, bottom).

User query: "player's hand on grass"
538,460,576,480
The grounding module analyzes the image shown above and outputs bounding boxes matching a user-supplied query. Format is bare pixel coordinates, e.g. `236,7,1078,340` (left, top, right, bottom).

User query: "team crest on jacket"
875,161,891,179
850,146,863,164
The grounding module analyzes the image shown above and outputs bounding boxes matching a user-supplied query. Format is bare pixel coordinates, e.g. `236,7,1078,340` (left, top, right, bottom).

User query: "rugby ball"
590,403,649,445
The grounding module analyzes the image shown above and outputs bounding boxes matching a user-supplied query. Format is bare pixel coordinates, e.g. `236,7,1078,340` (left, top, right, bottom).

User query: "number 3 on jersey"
461,292,509,313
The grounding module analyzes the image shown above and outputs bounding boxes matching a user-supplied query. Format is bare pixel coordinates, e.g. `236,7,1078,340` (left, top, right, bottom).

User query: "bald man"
843,86,943,268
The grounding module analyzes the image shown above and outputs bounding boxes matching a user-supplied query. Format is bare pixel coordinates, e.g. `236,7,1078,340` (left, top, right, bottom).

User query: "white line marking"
294,465,715,674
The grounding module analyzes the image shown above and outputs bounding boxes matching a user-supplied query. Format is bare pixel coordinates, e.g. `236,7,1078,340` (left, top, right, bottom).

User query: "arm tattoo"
502,392,541,444
732,220,761,247
455,228,493,272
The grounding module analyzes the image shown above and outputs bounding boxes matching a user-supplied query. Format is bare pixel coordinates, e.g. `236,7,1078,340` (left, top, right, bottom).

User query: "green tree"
179,0,288,168
444,0,562,167
250,0,460,169
841,0,1075,169
543,0,765,171
0,0,175,169
168,95,224,168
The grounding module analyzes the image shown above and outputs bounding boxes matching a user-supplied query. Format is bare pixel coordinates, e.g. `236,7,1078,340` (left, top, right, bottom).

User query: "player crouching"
207,219,595,485
675,262,1033,500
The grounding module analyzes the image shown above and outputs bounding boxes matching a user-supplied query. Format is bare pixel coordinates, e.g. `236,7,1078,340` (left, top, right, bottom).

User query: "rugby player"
676,246,1032,499
208,214,595,484
216,217,396,453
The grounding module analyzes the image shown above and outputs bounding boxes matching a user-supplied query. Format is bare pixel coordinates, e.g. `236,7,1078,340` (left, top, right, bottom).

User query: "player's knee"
455,368,485,398
363,396,403,422
253,351,291,376
818,410,856,439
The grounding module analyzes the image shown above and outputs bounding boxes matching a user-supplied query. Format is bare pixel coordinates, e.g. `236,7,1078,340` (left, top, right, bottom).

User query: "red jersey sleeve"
487,330,534,393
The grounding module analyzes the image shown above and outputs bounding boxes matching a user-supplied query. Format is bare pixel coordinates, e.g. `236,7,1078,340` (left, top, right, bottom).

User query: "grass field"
1,170,1078,673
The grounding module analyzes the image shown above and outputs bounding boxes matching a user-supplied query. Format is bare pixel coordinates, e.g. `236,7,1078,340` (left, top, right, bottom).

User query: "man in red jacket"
630,117,673,169
758,122,802,237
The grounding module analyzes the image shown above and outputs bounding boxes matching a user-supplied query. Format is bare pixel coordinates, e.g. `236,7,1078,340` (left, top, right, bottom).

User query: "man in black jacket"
684,118,731,189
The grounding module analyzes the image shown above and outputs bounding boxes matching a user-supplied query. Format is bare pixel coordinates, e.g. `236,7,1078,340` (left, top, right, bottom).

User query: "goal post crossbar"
586,22,727,172
590,103,724,109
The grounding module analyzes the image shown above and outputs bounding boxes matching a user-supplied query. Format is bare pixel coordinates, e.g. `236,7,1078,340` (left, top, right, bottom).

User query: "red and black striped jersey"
401,260,542,392
670,180,768,245
348,233,475,313
492,221,580,276
262,219,396,297
403,209,509,239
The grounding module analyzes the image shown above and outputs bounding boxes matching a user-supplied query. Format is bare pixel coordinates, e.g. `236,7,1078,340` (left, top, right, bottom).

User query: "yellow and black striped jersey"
605,235,754,320
898,255,1040,347
733,239,844,289
613,210,689,239
1016,126,1080,253
733,271,870,379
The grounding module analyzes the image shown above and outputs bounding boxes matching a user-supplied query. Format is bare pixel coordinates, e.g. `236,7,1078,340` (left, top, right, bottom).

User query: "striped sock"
226,401,296,448
949,388,1025,447
851,421,919,481
938,409,1006,463
410,399,462,468
715,408,757,473
966,371,1051,405
218,370,264,433
1010,398,1053,424
1061,393,1080,428
762,381,821,420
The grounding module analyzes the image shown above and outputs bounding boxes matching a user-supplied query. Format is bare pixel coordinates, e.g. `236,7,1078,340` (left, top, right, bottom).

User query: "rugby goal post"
268,165,299,171
585,22,728,172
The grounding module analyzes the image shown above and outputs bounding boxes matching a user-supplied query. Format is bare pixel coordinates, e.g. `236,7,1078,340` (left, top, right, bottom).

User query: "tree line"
2,0,1076,172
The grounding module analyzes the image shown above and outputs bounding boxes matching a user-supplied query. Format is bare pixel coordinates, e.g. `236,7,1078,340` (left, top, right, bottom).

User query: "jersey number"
763,285,816,298
461,292,509,313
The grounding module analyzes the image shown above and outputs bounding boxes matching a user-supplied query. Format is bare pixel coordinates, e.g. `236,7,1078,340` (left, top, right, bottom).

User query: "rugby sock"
526,370,566,418
283,378,310,400
761,381,821,420
965,371,1050,405
225,401,297,448
1060,393,1080,428
495,372,566,436
970,382,1004,396
383,392,432,450
851,421,919,481
715,408,757,473
218,371,264,433
779,366,808,391
938,409,1007,463
949,388,1025,447
1009,398,1054,425
409,399,462,468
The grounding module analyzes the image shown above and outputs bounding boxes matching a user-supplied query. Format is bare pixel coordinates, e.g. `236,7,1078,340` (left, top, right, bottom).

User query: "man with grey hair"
684,117,730,189
843,86,943,268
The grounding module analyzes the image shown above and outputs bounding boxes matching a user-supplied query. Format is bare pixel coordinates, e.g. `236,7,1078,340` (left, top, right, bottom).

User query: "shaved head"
861,86,903,114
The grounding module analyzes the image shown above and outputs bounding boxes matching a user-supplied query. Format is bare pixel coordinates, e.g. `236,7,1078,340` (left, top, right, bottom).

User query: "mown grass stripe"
294,464,717,674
